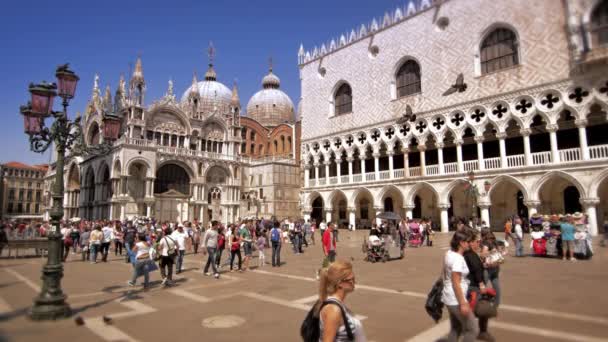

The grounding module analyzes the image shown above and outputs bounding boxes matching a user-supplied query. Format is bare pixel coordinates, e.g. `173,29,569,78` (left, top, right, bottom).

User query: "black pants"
271,242,281,266
216,249,224,267
100,242,110,261
193,242,199,254
230,249,242,270
327,250,336,263
114,240,123,255
160,256,174,281
63,243,71,261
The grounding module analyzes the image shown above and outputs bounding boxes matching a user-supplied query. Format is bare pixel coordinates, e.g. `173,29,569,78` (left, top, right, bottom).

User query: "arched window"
334,83,352,115
480,28,519,74
154,164,190,195
591,1,608,46
396,60,421,97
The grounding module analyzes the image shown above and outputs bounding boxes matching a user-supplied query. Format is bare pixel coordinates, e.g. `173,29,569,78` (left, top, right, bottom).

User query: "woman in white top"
128,233,152,289
442,229,478,342
317,260,366,342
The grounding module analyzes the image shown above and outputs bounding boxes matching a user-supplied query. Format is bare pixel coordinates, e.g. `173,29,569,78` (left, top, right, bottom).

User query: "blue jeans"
271,242,281,266
176,250,185,272
131,259,150,287
514,238,524,257
485,268,501,306
204,247,218,274
90,244,99,262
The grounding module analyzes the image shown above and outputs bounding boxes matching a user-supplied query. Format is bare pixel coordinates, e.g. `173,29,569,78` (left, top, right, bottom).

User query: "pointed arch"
532,171,586,201
327,189,348,206
441,178,471,204
125,157,153,178
304,191,324,209
588,168,608,198
349,187,375,208
488,175,529,202
405,181,440,206
375,184,404,205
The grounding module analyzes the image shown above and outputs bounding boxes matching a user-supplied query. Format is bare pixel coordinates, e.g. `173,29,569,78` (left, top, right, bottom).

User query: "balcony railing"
307,144,608,188
484,157,501,170
532,151,552,165
559,147,581,162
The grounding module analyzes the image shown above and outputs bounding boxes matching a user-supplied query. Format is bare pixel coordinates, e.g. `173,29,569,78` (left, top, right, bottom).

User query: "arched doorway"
489,177,527,230
99,165,111,219
353,189,375,229
205,166,230,223
154,163,191,222
384,198,394,212
84,168,95,219
329,190,348,228
128,162,148,217
537,174,583,215
447,181,477,223
563,186,582,214
413,196,422,219
311,196,324,224
409,184,439,222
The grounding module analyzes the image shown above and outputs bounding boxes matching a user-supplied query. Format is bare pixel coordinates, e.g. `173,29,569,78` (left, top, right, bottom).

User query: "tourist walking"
464,231,496,342
203,220,220,278
303,219,311,247
113,223,124,256
442,229,478,342
229,230,242,271
316,260,366,341
513,217,524,257
124,222,137,263
192,226,201,254
239,220,254,271
79,227,90,262
127,233,152,289
158,228,177,286
560,215,576,261
89,225,103,263
257,231,266,267
101,223,113,262
216,227,226,269
70,225,80,254
323,223,337,263
171,224,188,273
270,221,282,267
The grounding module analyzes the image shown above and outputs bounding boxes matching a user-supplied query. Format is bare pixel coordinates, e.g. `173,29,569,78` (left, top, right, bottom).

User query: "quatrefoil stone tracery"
515,99,532,114
451,113,464,126
492,104,507,118
540,93,559,109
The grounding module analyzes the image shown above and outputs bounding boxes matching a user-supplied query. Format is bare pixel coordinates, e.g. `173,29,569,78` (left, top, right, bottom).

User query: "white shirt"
441,250,470,306
135,241,150,259
61,227,70,240
514,224,523,239
159,236,177,257
171,230,188,250
102,226,113,243
320,222,327,231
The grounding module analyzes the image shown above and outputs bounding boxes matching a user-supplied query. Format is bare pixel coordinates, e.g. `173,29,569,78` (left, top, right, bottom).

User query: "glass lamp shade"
55,64,79,99
29,82,57,115
102,115,121,140
20,104,44,134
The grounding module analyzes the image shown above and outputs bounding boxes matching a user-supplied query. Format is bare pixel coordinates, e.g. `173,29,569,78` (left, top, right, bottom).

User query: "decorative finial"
269,56,273,73
92,74,100,99
167,78,174,97
208,41,215,66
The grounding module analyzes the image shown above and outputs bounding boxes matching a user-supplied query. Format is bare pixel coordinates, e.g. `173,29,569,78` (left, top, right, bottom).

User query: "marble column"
325,208,333,225
146,204,152,218
373,152,380,180
524,200,540,219
582,198,600,236
336,156,342,184
348,207,356,230
547,124,560,163
419,145,426,176
521,129,533,166
404,205,415,220
324,159,331,181
439,204,450,233
475,136,485,171
347,156,354,183
576,120,590,160
437,142,445,175
314,162,320,186
497,132,507,168
360,155,366,176
388,151,394,179
455,140,464,173
478,202,491,227
304,166,310,188
402,147,409,178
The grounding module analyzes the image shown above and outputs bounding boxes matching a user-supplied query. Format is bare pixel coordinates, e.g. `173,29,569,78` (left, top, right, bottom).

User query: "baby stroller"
408,223,422,248
364,235,388,262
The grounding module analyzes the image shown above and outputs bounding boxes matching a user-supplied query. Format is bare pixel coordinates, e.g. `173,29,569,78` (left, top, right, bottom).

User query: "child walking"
257,234,266,267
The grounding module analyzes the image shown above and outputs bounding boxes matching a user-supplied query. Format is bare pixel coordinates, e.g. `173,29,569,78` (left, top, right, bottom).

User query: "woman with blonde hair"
316,260,366,341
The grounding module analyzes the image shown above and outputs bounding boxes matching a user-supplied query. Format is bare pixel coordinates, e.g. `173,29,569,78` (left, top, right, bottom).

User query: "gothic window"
480,28,519,74
591,1,608,46
396,60,421,97
334,83,352,115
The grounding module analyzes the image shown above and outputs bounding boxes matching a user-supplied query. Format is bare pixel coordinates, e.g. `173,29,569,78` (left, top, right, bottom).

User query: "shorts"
243,242,253,256
562,240,574,251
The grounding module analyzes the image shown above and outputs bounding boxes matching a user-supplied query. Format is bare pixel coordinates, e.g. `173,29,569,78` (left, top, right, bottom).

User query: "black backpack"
300,300,354,341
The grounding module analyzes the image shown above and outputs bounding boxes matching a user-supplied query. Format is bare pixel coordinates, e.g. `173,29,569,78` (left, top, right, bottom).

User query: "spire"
118,74,126,94
167,78,174,97
103,85,112,112
230,79,240,107
132,55,144,81
262,57,280,89
92,74,100,100
205,42,217,81
190,71,199,96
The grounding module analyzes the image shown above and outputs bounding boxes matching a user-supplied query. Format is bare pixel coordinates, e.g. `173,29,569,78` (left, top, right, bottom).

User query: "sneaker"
127,281,135,287
571,258,577,262
161,278,167,285
214,273,220,279
204,272,211,276
477,332,496,342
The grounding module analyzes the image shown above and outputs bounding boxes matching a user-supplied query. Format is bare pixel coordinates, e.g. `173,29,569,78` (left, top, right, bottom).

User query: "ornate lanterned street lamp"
464,171,480,219
20,64,120,320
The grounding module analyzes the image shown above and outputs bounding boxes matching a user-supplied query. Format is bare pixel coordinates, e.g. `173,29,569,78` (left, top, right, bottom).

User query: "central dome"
181,64,232,114
246,67,295,127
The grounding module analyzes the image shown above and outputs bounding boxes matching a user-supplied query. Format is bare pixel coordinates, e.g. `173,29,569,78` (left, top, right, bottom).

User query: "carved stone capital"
574,119,588,128
495,132,507,140
519,128,532,137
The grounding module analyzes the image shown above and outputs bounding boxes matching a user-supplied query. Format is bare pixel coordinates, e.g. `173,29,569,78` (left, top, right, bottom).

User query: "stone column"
547,124,560,163
582,198,600,236
419,145,427,176
456,140,464,173
437,142,445,175
304,166,310,188
388,151,394,179
439,204,450,233
146,204,152,218
521,129,533,166
478,202,491,227
497,132,507,168
402,147,409,178
109,204,114,220
475,136,485,171
347,156,354,183
404,205,415,220
336,156,342,183
524,200,540,219
360,154,366,175
325,208,333,225
373,152,380,180
324,160,330,180
576,119,590,160
314,162,320,186
120,203,126,220
375,207,383,226
348,207,356,230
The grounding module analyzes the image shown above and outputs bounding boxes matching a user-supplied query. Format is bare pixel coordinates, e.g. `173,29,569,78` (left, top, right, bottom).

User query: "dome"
181,64,232,114
246,68,295,127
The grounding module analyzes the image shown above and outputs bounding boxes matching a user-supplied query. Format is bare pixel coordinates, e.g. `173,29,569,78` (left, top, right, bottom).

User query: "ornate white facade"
44,56,301,225
299,0,608,235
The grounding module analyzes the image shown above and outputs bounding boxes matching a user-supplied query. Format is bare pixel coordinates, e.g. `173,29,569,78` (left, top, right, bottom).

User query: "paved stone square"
1,231,607,342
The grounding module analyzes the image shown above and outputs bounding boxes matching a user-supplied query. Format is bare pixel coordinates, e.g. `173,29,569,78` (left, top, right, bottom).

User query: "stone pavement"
1,231,607,342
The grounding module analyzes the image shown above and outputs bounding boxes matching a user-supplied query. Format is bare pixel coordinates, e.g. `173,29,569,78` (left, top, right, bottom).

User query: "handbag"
425,278,444,322
474,295,497,318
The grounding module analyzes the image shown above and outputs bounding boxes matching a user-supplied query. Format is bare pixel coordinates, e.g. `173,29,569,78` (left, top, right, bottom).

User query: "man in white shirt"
514,218,524,257
158,228,177,286
171,224,188,273
101,223,114,262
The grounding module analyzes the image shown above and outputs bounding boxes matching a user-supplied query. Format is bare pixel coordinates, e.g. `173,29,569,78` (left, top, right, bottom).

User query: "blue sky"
0,0,416,164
